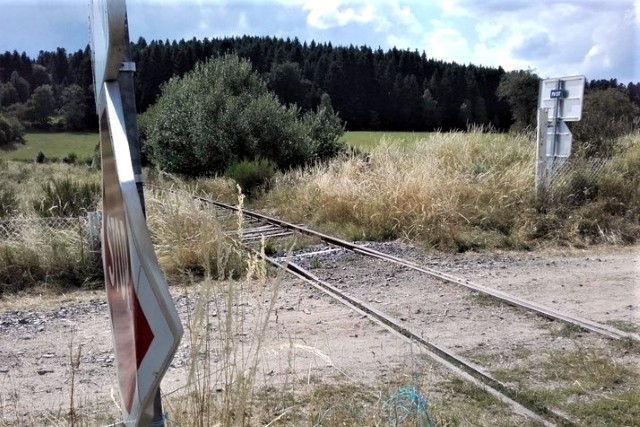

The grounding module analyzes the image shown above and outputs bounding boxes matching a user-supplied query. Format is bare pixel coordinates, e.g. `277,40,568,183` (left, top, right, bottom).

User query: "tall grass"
269,131,535,251
145,189,245,279
0,162,102,293
267,131,640,250
153,186,284,426
0,161,100,215
0,220,100,294
32,177,100,217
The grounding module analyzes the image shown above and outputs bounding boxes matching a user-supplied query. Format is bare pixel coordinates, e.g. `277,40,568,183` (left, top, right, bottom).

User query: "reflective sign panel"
91,2,183,425
546,121,572,157
538,75,585,122
102,81,183,426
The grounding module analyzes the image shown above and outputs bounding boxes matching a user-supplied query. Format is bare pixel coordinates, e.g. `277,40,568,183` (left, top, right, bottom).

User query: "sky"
0,0,638,83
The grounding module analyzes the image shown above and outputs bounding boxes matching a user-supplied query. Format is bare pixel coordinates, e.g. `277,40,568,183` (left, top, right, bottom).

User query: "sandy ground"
0,243,638,425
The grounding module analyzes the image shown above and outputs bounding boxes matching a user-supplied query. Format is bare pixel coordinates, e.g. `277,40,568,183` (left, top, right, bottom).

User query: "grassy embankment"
1,129,639,293
265,130,640,251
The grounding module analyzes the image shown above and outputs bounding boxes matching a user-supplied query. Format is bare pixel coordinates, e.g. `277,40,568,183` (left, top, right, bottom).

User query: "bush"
141,54,345,177
32,177,100,217
35,151,46,163
225,158,277,196
62,152,77,164
302,94,347,163
572,88,639,158
596,135,640,217
0,114,25,145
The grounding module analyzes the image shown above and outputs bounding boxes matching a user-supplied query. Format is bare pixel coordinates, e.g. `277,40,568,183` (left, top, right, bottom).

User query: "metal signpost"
535,75,585,200
90,1,183,425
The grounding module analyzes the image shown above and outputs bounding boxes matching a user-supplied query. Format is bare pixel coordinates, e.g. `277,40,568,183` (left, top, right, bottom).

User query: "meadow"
0,132,98,163
0,131,429,163
342,131,434,150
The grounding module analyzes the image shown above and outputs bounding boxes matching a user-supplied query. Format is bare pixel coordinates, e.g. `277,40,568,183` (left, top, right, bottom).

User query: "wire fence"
546,157,609,205
0,213,101,254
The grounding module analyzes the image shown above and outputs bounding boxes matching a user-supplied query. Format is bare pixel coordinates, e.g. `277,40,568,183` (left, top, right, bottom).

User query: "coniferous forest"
1,35,639,136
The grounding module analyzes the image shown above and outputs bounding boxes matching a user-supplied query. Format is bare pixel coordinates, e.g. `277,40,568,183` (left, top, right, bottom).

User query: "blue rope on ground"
101,412,173,427
385,385,434,427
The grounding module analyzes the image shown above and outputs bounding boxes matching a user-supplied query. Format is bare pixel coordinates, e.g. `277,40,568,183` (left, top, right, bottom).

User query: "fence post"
535,108,549,202
87,211,102,253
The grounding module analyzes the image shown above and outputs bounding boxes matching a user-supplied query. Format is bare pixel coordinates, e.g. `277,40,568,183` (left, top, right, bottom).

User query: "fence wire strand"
0,216,90,244
547,157,609,205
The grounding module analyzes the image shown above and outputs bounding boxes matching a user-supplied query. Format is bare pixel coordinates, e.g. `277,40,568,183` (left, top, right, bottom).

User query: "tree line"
0,35,639,142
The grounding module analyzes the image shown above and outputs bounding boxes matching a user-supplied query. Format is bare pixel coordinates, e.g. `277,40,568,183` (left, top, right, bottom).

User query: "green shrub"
35,151,46,163
32,177,100,217
572,88,639,158
225,158,277,196
303,93,347,163
141,54,345,177
62,152,78,164
596,135,640,217
0,114,25,145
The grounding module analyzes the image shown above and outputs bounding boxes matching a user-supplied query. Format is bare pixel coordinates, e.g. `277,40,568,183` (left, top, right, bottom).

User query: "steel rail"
261,253,573,426
150,185,639,342
151,186,582,424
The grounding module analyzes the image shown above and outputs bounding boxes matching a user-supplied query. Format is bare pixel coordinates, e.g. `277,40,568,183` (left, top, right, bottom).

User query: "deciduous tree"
25,84,55,128
497,70,539,131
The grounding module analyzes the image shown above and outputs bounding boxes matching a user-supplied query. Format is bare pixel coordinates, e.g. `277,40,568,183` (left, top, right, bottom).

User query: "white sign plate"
91,1,183,424
538,75,585,121
102,81,183,426
546,121,572,157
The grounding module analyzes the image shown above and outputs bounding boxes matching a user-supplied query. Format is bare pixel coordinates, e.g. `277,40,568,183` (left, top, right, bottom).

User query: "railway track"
151,185,638,426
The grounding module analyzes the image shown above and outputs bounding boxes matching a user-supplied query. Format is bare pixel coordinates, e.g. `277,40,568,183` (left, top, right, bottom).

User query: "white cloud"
425,27,471,64
301,1,376,29
2,0,635,81
432,0,638,80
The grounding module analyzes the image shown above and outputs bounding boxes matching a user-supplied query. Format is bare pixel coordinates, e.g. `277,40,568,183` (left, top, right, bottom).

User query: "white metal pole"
535,108,549,202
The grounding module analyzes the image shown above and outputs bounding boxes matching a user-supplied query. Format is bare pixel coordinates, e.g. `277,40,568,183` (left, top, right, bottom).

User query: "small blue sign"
550,89,564,99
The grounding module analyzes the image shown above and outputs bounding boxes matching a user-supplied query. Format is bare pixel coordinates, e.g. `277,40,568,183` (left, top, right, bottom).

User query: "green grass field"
342,131,433,149
0,132,98,162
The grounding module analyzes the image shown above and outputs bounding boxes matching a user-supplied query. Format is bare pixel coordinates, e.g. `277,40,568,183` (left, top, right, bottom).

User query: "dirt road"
0,243,638,425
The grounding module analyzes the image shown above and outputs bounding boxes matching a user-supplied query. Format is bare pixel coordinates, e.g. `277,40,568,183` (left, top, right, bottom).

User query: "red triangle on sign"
134,292,155,368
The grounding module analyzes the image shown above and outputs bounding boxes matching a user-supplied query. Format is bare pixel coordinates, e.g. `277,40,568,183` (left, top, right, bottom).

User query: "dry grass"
1,133,639,425
267,131,640,251
268,130,535,251
146,167,240,205
164,231,283,426
0,161,100,216
0,219,100,294
145,187,245,279
0,161,101,294
489,346,640,425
